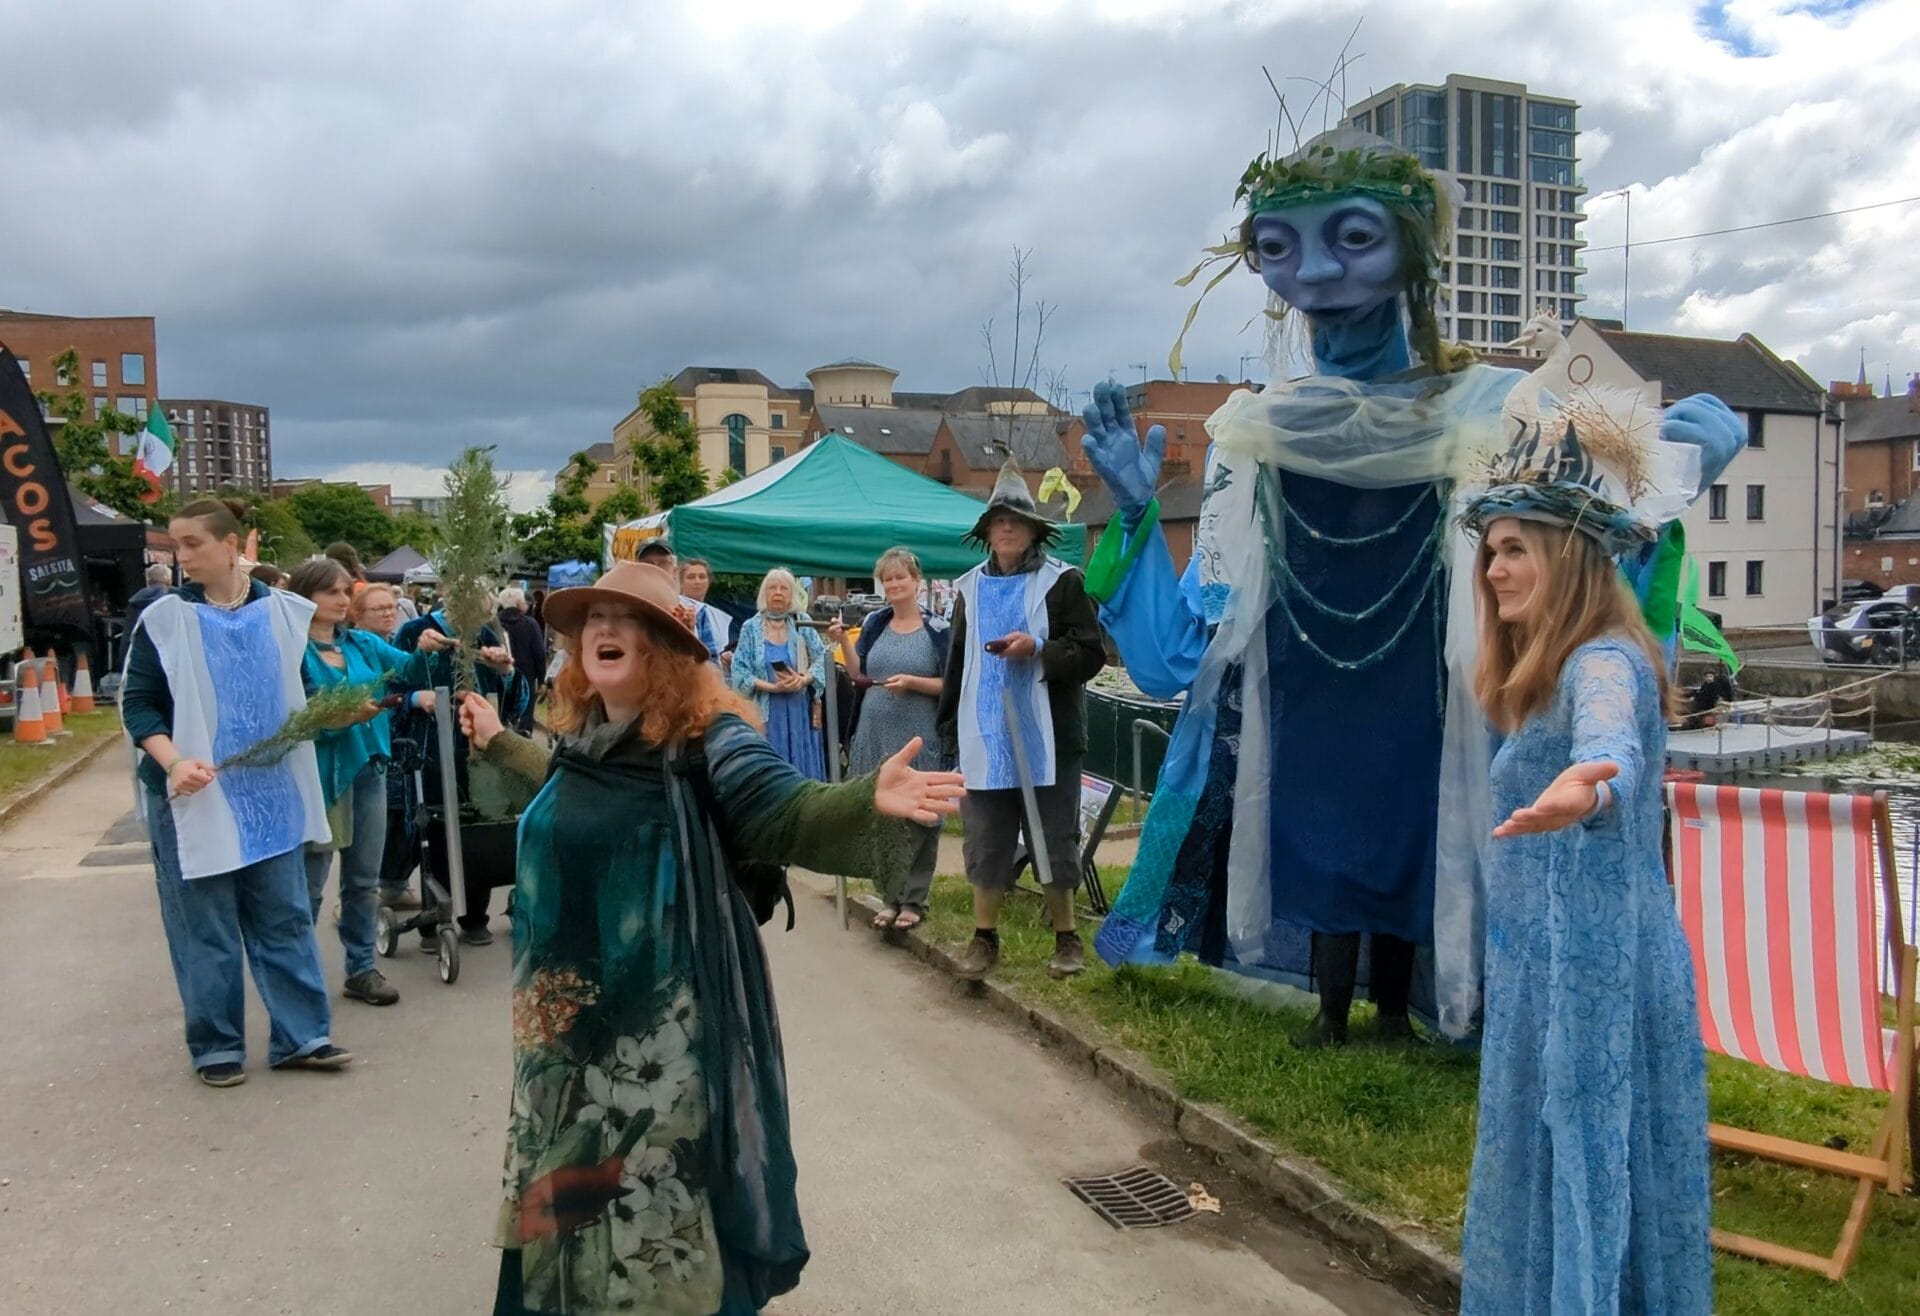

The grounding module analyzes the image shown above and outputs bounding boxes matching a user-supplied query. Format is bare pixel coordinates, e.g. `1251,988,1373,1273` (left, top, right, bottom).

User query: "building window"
1455,87,1476,175
1529,101,1575,131
1456,262,1478,286
1707,561,1727,598
1458,206,1477,230
724,413,748,475
1708,484,1728,520
90,360,107,387
1457,233,1475,257
92,395,106,418
1491,238,1520,262
1746,484,1765,521
1492,293,1521,317
14,358,27,382
770,444,787,462
1560,298,1579,320
1484,92,1522,179
1529,127,1575,158
1489,266,1520,289
1746,411,1764,448
1531,157,1574,185
770,412,785,430
1491,320,1521,342
1491,183,1520,206
120,353,146,386
55,360,72,386
1351,109,1372,134
1745,561,1764,596
1488,211,1519,234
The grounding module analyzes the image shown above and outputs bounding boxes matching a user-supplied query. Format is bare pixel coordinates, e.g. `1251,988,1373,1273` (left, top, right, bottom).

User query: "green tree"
34,349,153,519
509,450,636,571
631,380,709,510
388,510,441,554
285,483,396,558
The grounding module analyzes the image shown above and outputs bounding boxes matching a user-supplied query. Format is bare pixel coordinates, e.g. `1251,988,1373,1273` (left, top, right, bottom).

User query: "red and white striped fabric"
1667,784,1893,1093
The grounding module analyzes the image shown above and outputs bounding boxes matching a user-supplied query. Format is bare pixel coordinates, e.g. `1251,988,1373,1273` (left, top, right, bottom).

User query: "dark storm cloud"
3,1,1913,496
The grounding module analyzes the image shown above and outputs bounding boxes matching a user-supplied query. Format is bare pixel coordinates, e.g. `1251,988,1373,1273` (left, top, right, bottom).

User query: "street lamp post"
1592,187,1632,326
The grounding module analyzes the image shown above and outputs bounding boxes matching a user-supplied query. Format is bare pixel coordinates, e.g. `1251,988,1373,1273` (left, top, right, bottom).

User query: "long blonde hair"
1472,518,1672,734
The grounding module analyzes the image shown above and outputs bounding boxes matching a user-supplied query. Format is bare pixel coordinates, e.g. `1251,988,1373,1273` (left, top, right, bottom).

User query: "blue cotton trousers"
304,761,388,979
146,786,334,1071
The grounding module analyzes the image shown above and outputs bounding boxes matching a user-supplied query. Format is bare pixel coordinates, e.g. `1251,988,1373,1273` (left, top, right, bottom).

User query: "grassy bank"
0,709,122,815
889,869,1919,1315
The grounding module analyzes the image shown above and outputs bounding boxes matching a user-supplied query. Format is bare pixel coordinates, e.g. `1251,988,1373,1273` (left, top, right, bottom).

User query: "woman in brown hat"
456,561,963,1316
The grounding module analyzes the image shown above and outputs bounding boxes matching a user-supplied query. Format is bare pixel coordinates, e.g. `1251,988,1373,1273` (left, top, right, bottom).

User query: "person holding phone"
936,463,1107,980
731,567,829,779
290,557,451,1006
829,547,951,930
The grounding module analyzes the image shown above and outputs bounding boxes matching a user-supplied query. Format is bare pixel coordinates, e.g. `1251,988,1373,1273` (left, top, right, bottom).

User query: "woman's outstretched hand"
457,690,504,751
1493,761,1619,838
873,737,966,825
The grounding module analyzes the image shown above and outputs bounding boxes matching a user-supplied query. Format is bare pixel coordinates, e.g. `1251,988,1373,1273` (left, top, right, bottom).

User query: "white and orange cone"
69,652,97,714
45,654,72,718
35,654,66,737
11,660,50,746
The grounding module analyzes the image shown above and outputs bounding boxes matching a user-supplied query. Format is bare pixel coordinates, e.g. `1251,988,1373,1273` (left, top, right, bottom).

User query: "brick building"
1839,376,1920,588
160,399,272,493
0,310,159,453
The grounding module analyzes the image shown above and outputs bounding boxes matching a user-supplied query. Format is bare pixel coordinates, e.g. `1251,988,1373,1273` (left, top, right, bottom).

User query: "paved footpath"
0,749,1416,1315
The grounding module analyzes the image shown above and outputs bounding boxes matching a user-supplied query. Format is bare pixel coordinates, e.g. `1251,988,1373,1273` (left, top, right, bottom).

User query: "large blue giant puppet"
1081,128,1743,1042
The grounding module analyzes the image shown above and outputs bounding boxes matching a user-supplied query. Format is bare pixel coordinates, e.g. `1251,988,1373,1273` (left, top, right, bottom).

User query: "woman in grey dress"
830,548,951,930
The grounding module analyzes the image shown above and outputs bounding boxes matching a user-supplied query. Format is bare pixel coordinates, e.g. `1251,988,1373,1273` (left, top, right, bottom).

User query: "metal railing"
1130,718,1172,822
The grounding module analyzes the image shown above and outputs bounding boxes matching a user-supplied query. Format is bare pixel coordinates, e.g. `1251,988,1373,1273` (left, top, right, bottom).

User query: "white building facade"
1344,75,1586,353
1564,320,1838,629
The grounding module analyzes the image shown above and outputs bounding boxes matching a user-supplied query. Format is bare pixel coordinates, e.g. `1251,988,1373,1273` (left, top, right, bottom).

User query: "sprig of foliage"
216,673,391,769
1236,141,1437,217
440,446,512,692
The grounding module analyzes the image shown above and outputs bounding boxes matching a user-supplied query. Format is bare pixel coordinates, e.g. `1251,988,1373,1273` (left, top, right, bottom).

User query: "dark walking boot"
1368,934,1418,1045
954,933,1001,981
1048,930,1086,979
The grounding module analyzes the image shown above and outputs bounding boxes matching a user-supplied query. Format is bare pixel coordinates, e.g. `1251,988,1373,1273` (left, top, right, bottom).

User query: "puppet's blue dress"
1461,637,1711,1315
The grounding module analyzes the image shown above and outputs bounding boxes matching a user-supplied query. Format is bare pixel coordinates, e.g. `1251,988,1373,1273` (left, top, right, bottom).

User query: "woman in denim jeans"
289,558,451,1007
120,500,351,1088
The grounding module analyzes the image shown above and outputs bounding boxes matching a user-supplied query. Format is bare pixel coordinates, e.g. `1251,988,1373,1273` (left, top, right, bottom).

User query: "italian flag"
132,409,176,503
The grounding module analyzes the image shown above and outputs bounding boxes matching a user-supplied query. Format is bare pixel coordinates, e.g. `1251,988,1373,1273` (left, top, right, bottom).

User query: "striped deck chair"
1666,783,1917,1279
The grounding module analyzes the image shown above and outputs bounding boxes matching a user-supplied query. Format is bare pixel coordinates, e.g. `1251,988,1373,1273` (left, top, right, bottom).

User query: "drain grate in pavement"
1063,1166,1197,1230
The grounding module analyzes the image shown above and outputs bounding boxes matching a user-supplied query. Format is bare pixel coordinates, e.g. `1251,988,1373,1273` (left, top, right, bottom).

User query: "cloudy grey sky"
5,0,1915,506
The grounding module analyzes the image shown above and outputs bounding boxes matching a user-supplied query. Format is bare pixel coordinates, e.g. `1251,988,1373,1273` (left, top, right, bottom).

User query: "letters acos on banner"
0,404,59,553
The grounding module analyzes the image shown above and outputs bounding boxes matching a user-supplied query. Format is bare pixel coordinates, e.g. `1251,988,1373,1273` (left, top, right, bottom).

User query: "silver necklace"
206,575,250,611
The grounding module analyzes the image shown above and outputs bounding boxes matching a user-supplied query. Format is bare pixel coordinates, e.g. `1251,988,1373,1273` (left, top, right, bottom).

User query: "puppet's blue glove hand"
1082,379,1164,529
1662,393,1745,491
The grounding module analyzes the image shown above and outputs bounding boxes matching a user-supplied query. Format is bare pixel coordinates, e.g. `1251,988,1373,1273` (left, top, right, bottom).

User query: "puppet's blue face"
1250,197,1406,324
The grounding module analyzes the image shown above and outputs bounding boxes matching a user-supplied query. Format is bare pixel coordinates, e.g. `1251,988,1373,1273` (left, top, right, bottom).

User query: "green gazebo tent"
603,433,1086,577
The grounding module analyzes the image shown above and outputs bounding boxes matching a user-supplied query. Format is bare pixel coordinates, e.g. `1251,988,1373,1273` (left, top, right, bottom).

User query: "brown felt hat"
541,562,707,659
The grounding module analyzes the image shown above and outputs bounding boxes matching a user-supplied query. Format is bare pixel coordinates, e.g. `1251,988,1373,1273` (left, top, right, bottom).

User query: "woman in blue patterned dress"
1458,495,1711,1314
730,568,827,780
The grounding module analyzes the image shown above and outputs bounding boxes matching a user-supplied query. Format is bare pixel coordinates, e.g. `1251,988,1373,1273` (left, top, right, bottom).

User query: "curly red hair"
548,621,759,743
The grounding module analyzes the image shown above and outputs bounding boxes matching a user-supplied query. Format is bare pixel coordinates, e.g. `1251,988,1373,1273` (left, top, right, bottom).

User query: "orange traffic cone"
69,652,97,714
35,654,65,737
11,659,50,746
45,654,71,716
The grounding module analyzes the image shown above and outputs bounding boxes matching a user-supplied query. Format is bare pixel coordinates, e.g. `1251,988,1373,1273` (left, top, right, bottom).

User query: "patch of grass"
908,868,1920,1313
0,709,122,811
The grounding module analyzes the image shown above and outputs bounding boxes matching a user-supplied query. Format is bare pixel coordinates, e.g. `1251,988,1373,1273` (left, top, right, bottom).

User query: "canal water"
1718,751,1920,992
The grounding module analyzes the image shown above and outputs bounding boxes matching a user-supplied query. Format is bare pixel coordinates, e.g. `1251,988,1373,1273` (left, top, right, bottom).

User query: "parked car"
1808,598,1918,665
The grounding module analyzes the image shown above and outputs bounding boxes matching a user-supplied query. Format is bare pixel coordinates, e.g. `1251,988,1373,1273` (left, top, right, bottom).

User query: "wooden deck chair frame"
1667,784,1916,1281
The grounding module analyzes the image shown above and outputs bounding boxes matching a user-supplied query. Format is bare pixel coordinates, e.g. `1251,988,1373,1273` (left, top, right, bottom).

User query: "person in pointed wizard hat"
935,460,1108,980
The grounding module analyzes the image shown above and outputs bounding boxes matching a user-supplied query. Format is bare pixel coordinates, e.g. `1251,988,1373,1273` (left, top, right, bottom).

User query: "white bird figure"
1500,307,1575,424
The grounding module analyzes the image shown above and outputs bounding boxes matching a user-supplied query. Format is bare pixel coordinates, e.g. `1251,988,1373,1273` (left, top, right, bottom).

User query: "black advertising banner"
0,346,91,632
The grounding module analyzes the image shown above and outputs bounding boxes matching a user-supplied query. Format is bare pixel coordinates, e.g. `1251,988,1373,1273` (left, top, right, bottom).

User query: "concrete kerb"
0,733,121,834
805,876,1463,1309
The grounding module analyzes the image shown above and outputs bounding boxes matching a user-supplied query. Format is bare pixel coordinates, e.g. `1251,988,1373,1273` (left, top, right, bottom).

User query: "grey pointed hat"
966,459,1059,547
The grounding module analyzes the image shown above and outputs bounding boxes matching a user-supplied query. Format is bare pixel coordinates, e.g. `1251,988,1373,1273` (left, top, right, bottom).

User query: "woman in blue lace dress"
731,569,828,780
1458,498,1711,1314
